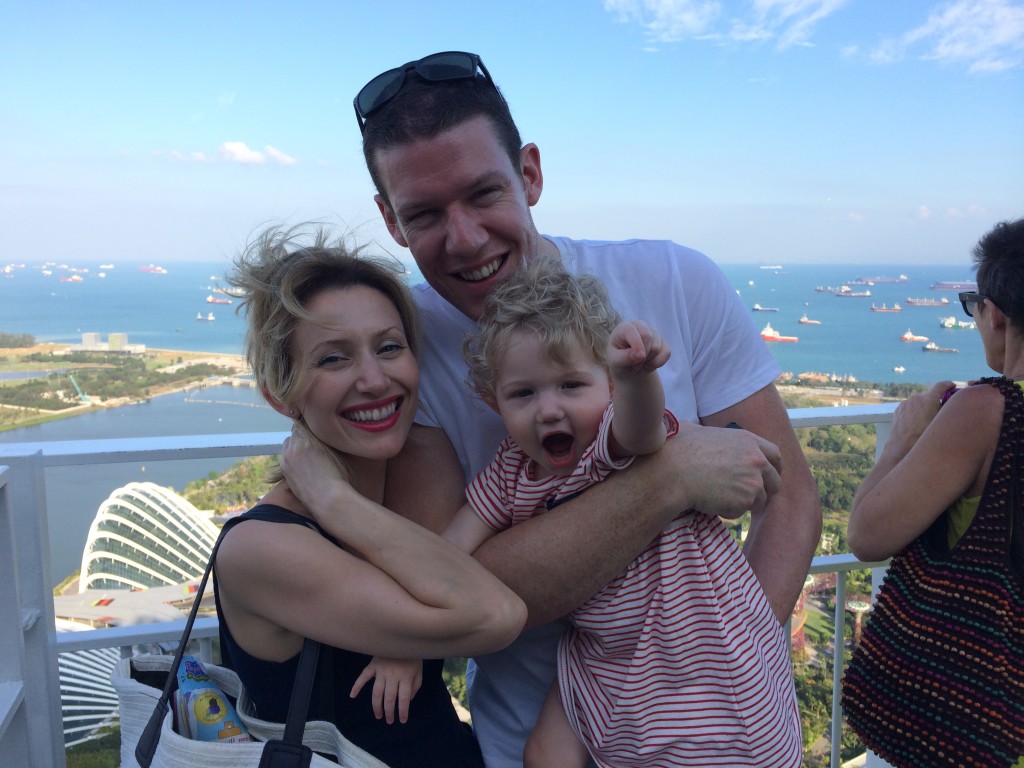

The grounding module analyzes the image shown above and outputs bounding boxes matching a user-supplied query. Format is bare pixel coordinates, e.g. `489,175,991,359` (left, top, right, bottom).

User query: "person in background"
213,226,526,768
354,51,822,766
845,217,1024,767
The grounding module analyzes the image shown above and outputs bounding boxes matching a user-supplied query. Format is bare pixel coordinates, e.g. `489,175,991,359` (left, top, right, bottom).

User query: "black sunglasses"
353,51,494,133
959,291,987,318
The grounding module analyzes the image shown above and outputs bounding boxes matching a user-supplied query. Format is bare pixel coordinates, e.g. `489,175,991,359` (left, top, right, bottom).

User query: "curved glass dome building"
78,481,219,592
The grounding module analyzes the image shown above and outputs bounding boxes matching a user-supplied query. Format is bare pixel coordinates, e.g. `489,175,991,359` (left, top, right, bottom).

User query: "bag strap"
136,507,323,768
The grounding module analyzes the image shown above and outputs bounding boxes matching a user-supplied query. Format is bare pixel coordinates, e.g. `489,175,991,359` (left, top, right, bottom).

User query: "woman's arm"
848,381,1001,561
217,427,526,661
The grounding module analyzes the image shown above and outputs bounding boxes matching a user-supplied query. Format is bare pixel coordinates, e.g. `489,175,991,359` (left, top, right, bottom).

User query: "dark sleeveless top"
213,504,484,768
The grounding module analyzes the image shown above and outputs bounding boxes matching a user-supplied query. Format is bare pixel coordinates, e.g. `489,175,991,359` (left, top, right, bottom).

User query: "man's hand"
670,421,782,518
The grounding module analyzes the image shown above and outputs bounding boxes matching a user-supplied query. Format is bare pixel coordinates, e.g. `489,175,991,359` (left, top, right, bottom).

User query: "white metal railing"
0,403,898,768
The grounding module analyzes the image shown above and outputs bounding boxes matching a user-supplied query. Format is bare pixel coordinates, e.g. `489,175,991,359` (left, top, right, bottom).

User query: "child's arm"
606,320,671,457
443,501,501,554
351,656,423,725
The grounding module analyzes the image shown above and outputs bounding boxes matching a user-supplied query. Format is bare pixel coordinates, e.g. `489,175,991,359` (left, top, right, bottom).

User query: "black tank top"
214,504,484,768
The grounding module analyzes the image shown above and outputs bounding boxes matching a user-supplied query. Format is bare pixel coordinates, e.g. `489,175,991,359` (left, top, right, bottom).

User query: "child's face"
490,329,612,479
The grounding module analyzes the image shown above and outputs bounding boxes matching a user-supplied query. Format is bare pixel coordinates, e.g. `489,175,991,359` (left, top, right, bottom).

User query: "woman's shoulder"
947,380,1006,421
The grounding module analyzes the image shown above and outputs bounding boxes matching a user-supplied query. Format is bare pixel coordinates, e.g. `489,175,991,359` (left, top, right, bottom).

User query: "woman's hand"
887,380,956,453
279,422,351,515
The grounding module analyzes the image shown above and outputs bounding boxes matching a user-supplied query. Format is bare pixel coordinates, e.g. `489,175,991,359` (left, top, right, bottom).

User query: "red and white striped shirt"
467,407,802,767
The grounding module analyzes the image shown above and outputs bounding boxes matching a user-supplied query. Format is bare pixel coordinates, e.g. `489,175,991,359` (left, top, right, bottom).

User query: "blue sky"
2,0,1022,267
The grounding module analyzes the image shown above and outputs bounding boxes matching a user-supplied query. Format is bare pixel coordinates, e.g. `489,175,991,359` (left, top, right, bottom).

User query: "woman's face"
288,284,418,461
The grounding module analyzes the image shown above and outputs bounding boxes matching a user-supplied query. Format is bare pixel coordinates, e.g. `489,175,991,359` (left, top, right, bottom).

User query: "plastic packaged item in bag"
174,656,253,743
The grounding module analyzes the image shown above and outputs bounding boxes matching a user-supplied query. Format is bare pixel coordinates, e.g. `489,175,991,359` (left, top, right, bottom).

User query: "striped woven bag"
841,376,1024,768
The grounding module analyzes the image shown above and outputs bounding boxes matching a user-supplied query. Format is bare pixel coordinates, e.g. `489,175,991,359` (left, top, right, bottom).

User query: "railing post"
0,463,32,767
3,453,66,768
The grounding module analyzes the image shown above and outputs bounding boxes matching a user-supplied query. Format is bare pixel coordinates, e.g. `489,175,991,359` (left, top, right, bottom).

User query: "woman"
844,217,1024,768
213,226,527,767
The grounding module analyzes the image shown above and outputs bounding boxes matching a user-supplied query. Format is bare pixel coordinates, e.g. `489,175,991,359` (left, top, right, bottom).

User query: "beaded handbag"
841,376,1024,768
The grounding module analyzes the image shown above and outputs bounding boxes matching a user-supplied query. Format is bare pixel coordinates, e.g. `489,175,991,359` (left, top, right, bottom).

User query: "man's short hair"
361,74,523,207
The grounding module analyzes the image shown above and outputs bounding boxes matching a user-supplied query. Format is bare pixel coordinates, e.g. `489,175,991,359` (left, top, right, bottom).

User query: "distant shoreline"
0,343,251,432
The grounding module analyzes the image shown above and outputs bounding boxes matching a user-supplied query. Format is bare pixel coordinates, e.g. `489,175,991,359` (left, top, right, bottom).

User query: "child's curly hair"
464,257,621,400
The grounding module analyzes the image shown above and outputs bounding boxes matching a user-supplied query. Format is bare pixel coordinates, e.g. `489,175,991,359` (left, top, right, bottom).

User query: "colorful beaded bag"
841,376,1024,768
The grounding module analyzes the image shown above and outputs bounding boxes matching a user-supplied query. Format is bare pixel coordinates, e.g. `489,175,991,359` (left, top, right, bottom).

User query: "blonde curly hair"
464,257,620,400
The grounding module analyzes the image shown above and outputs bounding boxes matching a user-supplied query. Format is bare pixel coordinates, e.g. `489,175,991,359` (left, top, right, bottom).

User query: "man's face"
373,115,552,320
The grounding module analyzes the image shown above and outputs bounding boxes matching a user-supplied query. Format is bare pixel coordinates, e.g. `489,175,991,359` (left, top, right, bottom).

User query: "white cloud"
604,0,722,42
877,0,1024,73
154,144,293,166
748,0,852,49
219,92,236,106
219,142,265,164
604,0,849,48
947,203,990,218
265,146,298,166
916,205,933,220
847,211,865,222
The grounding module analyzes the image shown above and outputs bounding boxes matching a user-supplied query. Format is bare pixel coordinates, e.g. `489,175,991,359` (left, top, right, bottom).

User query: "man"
354,51,821,767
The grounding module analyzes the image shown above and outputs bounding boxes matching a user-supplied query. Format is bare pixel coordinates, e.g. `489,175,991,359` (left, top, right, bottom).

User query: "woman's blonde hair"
227,224,419,479
464,257,620,400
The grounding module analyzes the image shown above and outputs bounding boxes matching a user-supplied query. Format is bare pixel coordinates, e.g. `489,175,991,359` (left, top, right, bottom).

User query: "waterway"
0,385,289,586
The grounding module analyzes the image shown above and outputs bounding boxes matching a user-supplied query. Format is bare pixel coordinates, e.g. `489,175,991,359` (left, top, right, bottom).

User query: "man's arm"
703,383,822,623
473,422,783,627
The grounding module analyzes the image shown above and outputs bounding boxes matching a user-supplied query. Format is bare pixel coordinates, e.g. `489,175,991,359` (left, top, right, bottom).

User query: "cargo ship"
799,314,822,325
905,296,949,306
870,303,902,312
206,295,233,305
859,274,909,283
901,330,929,342
930,280,976,291
752,303,779,312
923,341,957,353
835,285,872,298
760,323,798,343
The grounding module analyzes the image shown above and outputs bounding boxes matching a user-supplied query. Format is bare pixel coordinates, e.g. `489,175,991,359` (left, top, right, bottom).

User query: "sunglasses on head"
353,51,494,133
959,291,987,318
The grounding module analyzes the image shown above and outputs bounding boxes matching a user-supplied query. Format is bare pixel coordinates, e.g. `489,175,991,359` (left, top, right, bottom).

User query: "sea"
0,260,987,585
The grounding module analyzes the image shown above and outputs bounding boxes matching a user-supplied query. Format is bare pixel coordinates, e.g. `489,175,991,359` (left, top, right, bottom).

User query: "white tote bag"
111,653,389,768
111,509,390,768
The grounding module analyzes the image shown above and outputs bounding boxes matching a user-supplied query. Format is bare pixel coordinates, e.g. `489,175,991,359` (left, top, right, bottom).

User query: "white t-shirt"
411,236,780,768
